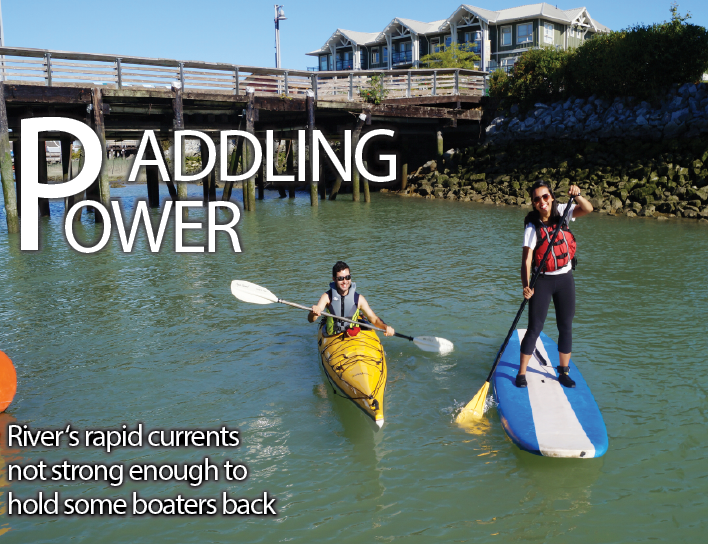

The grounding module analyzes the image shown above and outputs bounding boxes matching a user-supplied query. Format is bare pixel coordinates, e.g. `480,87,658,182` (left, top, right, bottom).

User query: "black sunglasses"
335,275,351,281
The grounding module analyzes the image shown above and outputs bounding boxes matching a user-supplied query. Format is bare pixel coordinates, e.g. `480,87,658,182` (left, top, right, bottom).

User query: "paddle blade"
413,336,454,354
455,382,490,424
230,280,279,305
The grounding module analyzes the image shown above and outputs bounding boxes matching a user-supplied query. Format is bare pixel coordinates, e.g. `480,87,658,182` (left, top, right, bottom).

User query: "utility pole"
274,5,286,68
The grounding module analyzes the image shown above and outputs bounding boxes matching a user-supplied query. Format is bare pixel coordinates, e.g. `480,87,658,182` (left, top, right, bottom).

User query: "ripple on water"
0,190,706,542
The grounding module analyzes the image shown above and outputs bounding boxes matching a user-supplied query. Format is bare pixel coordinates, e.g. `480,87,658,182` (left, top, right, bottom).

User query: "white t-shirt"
523,203,576,275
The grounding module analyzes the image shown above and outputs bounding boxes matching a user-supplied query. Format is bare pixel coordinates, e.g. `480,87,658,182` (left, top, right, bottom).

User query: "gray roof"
458,3,608,30
308,3,609,56
307,28,381,56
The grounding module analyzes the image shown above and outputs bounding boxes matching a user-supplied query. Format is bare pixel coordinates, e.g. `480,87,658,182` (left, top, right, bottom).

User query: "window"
400,41,412,52
517,23,533,44
544,22,554,44
430,38,441,53
383,46,388,63
501,57,516,73
319,55,328,71
445,36,452,47
372,47,380,64
501,26,512,46
464,31,473,43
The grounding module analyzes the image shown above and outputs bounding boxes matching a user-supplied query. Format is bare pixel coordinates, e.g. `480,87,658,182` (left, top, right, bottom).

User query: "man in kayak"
309,261,395,337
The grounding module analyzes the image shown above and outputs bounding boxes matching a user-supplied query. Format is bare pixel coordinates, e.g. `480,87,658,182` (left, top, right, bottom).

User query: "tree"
418,42,480,69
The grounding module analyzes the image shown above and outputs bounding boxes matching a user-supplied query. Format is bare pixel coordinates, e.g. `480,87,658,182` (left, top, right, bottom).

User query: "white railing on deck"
0,47,486,100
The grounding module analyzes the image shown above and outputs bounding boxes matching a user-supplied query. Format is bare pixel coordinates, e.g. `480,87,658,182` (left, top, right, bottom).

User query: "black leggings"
519,272,576,356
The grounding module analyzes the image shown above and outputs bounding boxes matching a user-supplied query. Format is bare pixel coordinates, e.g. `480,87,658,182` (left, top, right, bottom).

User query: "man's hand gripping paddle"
230,280,454,354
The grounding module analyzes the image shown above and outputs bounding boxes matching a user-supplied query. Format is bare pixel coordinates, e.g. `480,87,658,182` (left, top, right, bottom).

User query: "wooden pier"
0,46,486,232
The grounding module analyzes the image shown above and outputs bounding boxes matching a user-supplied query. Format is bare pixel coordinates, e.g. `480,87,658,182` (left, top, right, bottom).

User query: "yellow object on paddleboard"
317,326,387,428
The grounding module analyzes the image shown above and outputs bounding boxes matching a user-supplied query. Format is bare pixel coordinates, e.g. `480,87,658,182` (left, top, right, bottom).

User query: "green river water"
0,186,706,542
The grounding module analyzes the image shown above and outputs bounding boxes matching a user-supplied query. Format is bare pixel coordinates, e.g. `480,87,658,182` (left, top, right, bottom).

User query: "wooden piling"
362,160,371,203
209,139,217,202
62,138,83,222
38,142,50,217
351,114,366,202
329,173,342,201
241,140,250,209
223,135,242,202
0,83,19,233
257,138,265,200
401,145,408,191
200,139,211,203
319,162,327,200
276,140,287,198
172,83,188,202
437,130,444,159
157,141,177,200
92,88,109,208
306,93,317,206
288,139,295,198
245,88,257,211
12,140,21,217
146,142,160,208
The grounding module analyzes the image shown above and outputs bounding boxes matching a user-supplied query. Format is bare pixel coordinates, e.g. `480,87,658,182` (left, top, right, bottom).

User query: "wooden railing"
0,46,485,101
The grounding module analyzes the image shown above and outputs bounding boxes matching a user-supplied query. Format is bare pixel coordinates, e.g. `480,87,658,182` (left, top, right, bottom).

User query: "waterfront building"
306,3,609,73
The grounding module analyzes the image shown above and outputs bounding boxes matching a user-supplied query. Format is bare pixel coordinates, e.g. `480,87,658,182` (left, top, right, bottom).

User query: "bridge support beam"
146,142,160,208
172,83,189,204
157,140,177,200
38,141,50,217
223,135,242,202
307,92,317,207
362,160,370,203
244,88,257,211
62,137,83,221
257,137,265,201
437,130,444,159
319,163,327,200
200,139,214,203
13,140,21,218
401,149,408,191
0,83,18,233
288,139,295,198
351,113,366,202
92,88,110,218
329,173,342,201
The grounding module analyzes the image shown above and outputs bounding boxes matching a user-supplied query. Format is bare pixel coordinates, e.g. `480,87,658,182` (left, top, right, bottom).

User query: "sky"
2,0,706,71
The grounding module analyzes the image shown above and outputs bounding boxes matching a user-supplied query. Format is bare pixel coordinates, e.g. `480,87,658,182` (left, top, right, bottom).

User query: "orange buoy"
0,351,17,413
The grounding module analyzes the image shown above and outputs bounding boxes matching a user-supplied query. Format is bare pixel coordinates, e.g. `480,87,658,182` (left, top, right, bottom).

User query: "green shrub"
360,74,388,105
489,47,571,108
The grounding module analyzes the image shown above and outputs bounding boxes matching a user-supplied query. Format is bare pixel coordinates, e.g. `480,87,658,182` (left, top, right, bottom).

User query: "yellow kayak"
317,326,387,427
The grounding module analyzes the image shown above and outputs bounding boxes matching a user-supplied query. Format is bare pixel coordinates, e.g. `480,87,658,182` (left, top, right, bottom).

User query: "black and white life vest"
325,282,361,335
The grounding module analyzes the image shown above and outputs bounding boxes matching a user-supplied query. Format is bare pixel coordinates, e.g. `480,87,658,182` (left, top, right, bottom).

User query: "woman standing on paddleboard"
516,181,593,389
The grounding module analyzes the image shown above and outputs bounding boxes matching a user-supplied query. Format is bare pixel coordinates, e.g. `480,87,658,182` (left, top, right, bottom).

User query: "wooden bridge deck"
0,47,488,232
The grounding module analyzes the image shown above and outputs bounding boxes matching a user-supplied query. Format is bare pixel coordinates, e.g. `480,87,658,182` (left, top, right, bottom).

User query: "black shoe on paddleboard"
557,366,576,388
515,374,527,388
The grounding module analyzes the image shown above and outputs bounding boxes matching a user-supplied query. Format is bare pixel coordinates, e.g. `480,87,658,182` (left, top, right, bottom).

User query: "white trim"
517,22,533,44
544,21,554,45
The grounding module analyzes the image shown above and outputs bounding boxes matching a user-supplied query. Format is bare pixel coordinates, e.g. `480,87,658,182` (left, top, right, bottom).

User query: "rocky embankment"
395,83,708,222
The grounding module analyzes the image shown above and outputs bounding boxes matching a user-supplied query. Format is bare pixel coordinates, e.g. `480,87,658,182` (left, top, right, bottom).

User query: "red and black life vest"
533,220,576,273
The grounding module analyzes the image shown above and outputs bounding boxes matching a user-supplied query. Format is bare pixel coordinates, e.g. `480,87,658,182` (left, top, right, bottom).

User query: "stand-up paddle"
456,197,576,424
231,280,454,354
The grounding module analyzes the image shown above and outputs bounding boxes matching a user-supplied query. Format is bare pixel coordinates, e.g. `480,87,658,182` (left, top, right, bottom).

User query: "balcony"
392,50,412,66
336,59,354,71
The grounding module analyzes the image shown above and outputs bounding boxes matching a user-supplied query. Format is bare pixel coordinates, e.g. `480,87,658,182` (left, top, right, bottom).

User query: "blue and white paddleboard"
493,329,608,458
